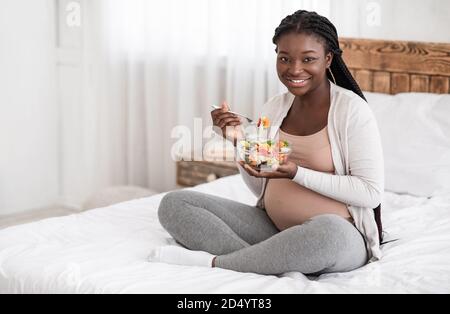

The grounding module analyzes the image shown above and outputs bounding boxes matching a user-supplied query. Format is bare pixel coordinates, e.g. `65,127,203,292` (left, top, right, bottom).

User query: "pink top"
264,126,352,231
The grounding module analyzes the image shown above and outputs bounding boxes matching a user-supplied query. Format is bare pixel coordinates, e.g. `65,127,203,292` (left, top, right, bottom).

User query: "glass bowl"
238,138,292,172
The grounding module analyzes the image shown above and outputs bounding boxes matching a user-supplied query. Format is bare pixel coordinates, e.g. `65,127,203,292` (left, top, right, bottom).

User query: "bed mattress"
1,175,449,293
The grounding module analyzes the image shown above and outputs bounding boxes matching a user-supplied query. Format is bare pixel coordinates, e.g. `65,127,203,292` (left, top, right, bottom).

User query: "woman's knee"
158,190,192,227
298,215,357,254
309,214,367,271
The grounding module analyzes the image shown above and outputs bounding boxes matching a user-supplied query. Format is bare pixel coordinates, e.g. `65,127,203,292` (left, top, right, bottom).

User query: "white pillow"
365,92,450,197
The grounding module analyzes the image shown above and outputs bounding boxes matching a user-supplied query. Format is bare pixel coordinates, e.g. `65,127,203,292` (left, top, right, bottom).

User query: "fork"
210,105,253,123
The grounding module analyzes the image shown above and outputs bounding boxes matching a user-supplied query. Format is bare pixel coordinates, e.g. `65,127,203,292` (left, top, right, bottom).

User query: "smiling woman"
153,9,384,276
273,10,365,101
276,33,330,92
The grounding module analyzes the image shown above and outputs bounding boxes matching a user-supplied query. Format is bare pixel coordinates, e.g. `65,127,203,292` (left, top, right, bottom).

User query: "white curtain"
67,0,331,206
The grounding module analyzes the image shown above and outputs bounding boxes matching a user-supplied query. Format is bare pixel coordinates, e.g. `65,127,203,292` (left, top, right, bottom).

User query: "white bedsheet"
1,175,450,294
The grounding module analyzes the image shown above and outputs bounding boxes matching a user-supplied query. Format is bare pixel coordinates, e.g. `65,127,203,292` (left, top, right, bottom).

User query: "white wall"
56,0,85,208
331,0,450,42
0,0,59,215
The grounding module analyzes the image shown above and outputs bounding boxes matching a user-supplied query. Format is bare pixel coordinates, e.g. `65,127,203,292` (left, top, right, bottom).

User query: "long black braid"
273,10,367,102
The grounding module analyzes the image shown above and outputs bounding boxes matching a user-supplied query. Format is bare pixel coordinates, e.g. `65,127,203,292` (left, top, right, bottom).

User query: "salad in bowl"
238,117,292,172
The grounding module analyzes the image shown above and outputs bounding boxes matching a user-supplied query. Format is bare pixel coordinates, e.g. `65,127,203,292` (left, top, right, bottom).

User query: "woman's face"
276,32,332,97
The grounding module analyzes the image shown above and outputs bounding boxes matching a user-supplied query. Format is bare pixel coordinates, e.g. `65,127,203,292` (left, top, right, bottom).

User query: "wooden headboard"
339,38,450,94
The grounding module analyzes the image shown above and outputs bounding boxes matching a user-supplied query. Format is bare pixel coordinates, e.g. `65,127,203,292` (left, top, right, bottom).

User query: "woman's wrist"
290,165,299,180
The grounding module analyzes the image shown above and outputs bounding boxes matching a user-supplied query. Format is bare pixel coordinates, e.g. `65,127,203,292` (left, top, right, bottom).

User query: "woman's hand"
239,160,298,179
211,101,243,147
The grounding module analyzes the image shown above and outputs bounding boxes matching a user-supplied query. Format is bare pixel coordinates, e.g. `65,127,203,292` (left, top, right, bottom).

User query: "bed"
1,38,450,294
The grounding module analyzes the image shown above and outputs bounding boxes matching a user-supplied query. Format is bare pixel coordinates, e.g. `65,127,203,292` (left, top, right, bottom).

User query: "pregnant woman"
149,10,384,275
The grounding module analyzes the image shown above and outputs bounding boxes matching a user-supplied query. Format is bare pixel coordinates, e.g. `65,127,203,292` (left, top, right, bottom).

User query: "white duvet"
1,175,450,294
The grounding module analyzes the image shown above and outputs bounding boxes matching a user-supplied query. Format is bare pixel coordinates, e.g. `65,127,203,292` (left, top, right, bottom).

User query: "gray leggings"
158,190,368,275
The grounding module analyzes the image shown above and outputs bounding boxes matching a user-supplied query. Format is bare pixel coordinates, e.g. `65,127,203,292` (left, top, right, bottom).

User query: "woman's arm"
292,102,384,208
292,168,382,208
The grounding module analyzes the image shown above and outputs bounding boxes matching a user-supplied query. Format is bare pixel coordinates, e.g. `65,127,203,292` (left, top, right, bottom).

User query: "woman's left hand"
239,160,298,179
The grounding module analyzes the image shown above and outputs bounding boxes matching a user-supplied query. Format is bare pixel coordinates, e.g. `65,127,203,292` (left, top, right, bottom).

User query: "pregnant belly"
264,179,351,231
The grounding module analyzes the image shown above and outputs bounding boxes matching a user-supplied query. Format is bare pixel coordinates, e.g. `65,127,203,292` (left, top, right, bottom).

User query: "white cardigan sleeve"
292,100,384,209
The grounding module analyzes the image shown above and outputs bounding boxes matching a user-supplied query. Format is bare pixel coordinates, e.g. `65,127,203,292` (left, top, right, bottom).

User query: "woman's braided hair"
273,10,367,102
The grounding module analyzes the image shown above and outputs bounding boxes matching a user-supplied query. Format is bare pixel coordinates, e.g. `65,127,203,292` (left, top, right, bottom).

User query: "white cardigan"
237,81,384,261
